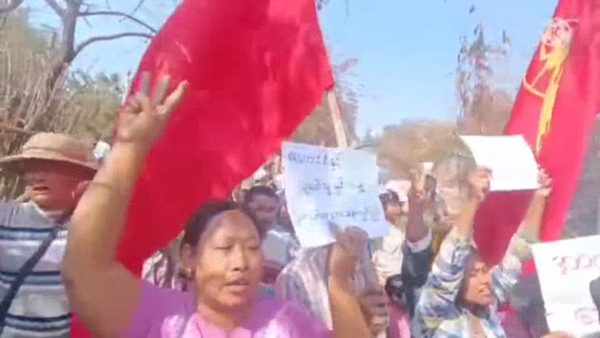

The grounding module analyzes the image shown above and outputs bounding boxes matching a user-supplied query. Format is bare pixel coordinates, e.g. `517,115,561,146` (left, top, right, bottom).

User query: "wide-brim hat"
0,133,99,175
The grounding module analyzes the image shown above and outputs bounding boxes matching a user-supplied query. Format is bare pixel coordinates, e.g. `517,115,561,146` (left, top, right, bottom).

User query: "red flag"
71,0,332,335
474,0,600,264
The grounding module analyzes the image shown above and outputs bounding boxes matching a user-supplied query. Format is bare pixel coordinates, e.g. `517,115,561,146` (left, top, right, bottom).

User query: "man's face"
247,195,278,233
23,160,90,211
384,200,405,224
461,253,494,307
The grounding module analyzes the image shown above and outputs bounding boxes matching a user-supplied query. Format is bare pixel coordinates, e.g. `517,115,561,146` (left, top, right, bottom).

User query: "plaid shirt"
414,227,533,338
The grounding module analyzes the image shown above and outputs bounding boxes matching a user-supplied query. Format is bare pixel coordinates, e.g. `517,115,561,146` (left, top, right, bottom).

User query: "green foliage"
0,8,48,54
0,8,124,199
0,9,124,137
57,70,124,141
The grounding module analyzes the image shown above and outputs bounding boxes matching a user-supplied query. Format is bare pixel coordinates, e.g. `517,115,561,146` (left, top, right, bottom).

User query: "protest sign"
533,236,600,337
461,135,538,191
282,142,389,248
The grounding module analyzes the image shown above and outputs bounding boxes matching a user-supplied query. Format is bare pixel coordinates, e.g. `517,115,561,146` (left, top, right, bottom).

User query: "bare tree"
44,1,154,94
0,7,136,200
454,2,512,135
376,120,461,178
455,22,512,135
0,0,24,14
2,1,155,114
291,57,360,147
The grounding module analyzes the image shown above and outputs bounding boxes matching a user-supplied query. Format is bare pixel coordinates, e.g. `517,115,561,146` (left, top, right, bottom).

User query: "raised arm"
402,165,443,278
492,169,551,303
61,74,187,336
399,165,436,316
405,165,430,243
328,226,374,338
415,167,490,332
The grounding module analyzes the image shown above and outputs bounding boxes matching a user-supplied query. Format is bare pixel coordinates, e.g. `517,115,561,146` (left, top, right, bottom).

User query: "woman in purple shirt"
61,74,372,337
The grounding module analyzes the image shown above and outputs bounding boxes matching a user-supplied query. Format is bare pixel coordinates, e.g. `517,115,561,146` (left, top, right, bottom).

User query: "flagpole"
122,71,133,105
328,88,386,335
326,89,348,148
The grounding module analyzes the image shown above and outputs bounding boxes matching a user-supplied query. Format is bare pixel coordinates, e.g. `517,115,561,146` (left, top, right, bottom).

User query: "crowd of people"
0,74,584,337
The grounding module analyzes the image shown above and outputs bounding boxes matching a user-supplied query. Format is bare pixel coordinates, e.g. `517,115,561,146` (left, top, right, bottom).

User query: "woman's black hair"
180,200,263,251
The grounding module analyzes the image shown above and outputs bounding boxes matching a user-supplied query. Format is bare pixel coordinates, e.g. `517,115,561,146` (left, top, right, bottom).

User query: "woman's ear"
180,243,197,272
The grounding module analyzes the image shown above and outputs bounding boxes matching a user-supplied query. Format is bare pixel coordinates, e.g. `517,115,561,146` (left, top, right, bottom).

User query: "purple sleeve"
125,280,191,337
285,302,331,338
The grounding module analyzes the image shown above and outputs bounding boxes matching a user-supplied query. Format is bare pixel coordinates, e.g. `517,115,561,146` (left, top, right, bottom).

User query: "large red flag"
72,0,333,335
474,0,600,264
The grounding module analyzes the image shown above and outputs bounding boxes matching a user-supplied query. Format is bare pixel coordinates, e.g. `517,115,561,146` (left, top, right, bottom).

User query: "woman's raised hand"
118,72,188,150
408,163,427,203
328,224,368,282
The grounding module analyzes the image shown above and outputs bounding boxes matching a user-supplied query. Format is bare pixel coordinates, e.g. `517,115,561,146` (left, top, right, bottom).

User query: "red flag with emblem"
71,0,333,335
474,0,600,264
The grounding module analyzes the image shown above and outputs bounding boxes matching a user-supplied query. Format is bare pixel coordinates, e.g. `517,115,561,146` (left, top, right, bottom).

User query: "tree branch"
0,122,34,135
129,0,146,17
0,0,24,14
78,10,157,33
74,32,153,56
44,0,66,18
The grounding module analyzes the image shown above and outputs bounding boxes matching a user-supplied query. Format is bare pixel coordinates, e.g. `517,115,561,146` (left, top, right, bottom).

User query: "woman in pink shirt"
61,74,372,337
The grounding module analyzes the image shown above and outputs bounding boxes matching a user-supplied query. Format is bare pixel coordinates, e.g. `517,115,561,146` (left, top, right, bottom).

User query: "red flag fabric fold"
474,0,600,264
72,0,332,335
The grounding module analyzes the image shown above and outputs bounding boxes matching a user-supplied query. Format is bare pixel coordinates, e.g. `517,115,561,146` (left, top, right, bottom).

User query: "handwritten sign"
282,142,389,248
460,135,538,191
533,236,600,337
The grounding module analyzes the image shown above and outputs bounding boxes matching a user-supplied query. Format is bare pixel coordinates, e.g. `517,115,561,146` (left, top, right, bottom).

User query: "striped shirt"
275,245,370,330
414,227,533,338
0,202,71,337
142,250,187,291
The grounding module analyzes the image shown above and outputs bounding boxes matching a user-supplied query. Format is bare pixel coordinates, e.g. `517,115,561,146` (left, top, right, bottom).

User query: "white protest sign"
460,135,538,191
533,236,600,337
282,142,389,248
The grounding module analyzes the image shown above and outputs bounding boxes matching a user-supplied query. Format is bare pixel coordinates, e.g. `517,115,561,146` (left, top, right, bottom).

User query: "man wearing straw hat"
0,133,98,337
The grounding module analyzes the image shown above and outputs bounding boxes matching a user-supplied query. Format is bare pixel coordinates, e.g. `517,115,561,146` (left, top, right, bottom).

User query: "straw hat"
0,133,99,175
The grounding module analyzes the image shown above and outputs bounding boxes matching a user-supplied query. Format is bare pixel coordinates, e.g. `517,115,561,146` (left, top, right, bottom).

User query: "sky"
28,0,557,136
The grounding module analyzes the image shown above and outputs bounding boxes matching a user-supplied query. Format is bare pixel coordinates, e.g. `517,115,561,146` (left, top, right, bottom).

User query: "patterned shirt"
142,250,187,291
0,202,71,337
414,227,533,338
400,230,435,319
275,245,371,330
